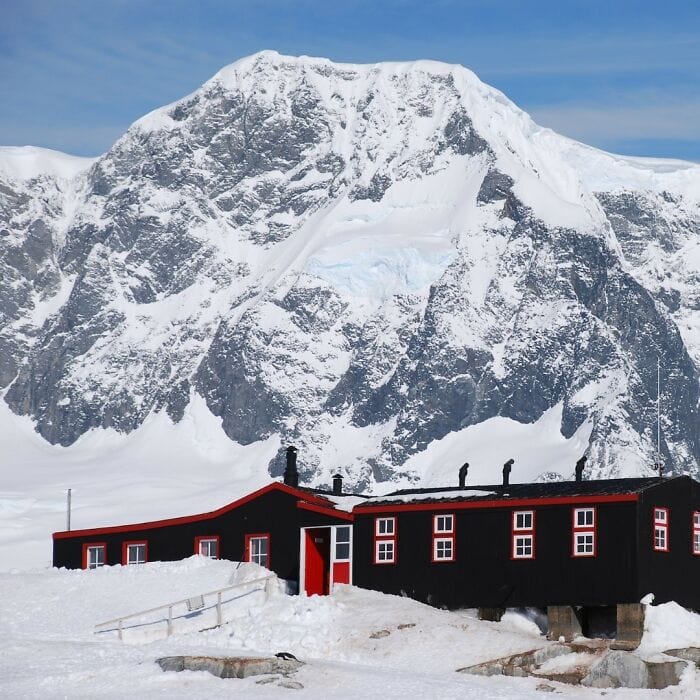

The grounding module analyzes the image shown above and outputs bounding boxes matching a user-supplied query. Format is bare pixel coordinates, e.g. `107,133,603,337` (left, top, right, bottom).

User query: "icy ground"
1,558,698,699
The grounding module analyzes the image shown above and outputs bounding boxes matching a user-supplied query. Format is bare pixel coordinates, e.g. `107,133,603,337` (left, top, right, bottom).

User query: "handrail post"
167,606,173,637
216,591,222,626
118,619,123,641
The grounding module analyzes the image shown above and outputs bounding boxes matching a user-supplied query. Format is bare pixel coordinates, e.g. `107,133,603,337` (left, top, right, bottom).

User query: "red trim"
431,513,455,562
245,533,271,569
53,482,333,539
433,513,454,534
375,516,396,536
693,512,700,556
121,540,148,565
82,542,106,569
194,535,220,558
653,507,670,552
511,533,535,560
356,493,638,515
373,516,397,564
431,536,456,563
572,531,597,558
572,507,597,558
374,538,396,564
297,501,354,521
511,509,536,559
512,510,534,531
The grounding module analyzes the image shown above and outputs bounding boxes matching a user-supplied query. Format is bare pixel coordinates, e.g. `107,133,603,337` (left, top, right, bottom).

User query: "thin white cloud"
530,99,700,143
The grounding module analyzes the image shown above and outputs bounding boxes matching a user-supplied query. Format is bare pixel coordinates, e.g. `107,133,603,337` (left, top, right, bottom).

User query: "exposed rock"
370,629,391,639
1,52,699,482
664,647,700,666
580,650,686,689
156,654,302,679
457,644,573,677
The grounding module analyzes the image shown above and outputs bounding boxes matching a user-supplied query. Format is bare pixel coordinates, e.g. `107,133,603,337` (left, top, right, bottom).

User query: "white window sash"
376,518,395,537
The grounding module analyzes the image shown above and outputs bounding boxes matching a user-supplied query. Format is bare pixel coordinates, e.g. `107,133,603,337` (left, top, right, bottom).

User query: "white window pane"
336,526,350,544
515,512,533,530
127,544,145,564
514,535,533,557
378,518,395,536
88,546,104,568
576,509,593,527
377,541,394,562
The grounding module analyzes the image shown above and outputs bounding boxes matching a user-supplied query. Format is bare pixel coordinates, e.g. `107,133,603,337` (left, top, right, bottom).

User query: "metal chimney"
458,462,470,488
502,459,514,487
575,455,587,482
332,473,343,496
284,446,299,487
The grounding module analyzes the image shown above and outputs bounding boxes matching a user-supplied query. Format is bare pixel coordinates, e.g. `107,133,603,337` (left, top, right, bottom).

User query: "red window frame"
375,517,396,537
194,535,220,559
572,507,596,558
693,511,700,556
82,542,107,569
373,517,396,564
511,510,535,559
432,513,455,562
121,540,148,565
245,533,271,569
653,507,669,552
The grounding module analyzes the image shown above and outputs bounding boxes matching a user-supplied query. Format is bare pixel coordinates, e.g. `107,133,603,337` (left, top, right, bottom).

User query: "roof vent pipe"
332,473,343,496
284,446,299,488
502,459,514,487
575,455,587,482
458,462,470,488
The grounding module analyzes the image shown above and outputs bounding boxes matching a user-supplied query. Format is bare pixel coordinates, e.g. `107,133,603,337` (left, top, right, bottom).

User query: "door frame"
299,524,353,595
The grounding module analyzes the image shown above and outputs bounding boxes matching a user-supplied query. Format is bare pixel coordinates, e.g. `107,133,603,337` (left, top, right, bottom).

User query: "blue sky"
2,0,699,160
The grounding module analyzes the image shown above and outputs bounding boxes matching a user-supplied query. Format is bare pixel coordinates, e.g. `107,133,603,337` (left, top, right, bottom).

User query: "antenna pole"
67,488,72,531
657,358,662,478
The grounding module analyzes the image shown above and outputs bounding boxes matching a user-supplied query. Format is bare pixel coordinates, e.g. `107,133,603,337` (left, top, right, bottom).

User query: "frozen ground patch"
1,559,698,698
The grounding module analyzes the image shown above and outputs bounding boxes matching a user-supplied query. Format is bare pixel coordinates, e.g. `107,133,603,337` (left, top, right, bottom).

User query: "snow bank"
639,601,700,656
399,403,593,486
0,559,557,699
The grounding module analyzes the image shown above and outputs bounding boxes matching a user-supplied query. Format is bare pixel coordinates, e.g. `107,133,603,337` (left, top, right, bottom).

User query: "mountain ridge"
1,51,698,488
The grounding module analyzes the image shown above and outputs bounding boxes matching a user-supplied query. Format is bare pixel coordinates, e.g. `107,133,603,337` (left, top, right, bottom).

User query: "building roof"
354,477,671,508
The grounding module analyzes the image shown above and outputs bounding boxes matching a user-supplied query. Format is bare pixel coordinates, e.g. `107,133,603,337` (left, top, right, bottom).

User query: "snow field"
1,557,699,698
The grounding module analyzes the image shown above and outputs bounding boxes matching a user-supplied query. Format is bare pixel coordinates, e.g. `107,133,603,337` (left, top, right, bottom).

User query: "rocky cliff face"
1,52,699,487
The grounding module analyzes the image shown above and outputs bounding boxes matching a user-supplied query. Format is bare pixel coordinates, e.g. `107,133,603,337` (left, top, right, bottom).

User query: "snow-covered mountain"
2,51,699,489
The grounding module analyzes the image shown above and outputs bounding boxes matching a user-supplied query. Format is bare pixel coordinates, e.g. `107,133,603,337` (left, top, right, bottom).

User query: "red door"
304,528,331,595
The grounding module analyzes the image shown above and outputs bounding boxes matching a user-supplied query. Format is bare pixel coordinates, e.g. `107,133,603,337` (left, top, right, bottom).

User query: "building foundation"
478,607,505,622
611,603,645,650
547,605,582,641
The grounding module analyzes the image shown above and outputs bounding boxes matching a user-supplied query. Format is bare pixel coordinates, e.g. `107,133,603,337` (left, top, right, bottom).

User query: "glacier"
1,50,699,497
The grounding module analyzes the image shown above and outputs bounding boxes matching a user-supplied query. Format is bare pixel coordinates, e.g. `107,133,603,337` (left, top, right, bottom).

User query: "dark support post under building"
611,603,645,650
478,607,505,622
547,606,582,642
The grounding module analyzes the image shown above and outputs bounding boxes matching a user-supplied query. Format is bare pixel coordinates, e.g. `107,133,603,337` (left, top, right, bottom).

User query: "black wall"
352,501,639,609
637,476,700,610
53,489,345,583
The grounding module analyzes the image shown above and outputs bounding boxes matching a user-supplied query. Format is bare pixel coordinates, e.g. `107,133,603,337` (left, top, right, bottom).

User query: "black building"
351,476,700,612
53,451,700,638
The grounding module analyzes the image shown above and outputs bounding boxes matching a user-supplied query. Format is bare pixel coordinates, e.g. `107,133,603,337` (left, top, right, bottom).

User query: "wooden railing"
94,575,274,640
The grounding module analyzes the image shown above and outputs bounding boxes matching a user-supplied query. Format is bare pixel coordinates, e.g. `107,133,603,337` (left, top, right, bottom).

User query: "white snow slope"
2,558,698,699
